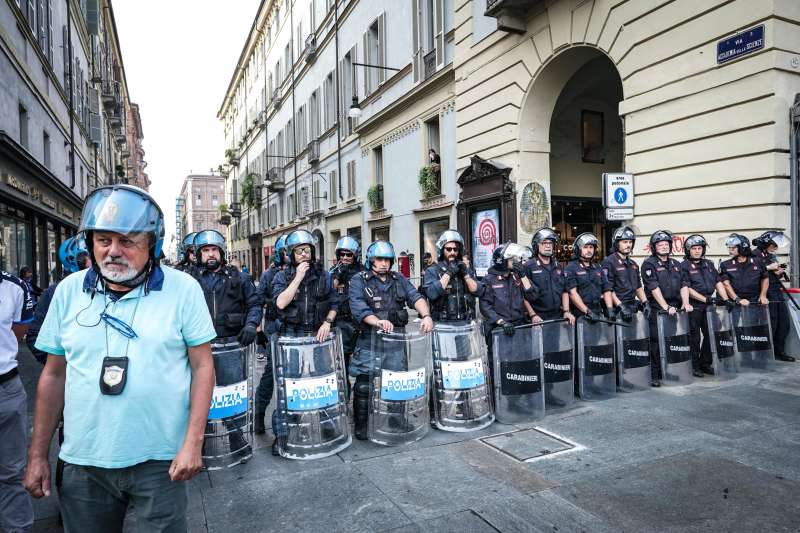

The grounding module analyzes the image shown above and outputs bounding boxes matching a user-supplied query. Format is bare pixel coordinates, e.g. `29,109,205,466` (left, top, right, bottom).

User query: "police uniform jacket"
523,257,565,317
257,265,282,320
757,249,785,302
641,256,687,307
422,260,479,322
564,259,612,312
681,258,720,308
479,267,532,325
272,263,338,331
719,256,767,301
194,265,263,338
601,252,642,305
331,262,365,321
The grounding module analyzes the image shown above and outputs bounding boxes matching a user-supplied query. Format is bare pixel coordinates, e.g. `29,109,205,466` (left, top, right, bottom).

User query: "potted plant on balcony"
217,203,231,225
240,173,261,209
367,184,384,211
418,165,440,199
225,148,239,165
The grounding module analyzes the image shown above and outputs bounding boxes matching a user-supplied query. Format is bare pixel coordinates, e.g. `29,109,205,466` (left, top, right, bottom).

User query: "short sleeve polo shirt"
0,272,34,374
34,265,216,469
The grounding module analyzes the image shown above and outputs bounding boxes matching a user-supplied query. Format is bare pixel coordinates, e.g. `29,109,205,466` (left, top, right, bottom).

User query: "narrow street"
20,342,800,533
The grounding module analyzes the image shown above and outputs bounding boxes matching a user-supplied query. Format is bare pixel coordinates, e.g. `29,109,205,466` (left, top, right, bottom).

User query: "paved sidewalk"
20,343,800,532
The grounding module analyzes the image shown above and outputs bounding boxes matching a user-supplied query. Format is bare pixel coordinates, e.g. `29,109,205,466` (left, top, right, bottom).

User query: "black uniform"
422,261,478,323
271,263,337,336
564,259,612,315
681,258,720,370
255,265,283,418
524,257,565,320
719,256,767,301
641,256,688,380
601,252,642,307
479,267,535,358
331,262,365,361
757,249,791,359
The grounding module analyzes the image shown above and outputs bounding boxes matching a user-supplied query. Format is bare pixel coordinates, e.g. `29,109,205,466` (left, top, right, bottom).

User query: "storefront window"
419,217,450,268
47,222,57,284
36,219,47,287
0,209,32,276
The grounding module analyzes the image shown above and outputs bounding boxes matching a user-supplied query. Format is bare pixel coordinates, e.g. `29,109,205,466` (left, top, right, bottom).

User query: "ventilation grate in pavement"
480,427,578,462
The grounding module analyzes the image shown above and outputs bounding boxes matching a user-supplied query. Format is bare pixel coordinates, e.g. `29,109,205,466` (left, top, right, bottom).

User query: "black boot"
776,354,796,362
353,375,370,441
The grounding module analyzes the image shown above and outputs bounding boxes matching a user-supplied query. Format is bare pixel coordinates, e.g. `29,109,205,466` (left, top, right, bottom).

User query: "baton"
780,289,800,312
577,315,629,328
531,318,569,326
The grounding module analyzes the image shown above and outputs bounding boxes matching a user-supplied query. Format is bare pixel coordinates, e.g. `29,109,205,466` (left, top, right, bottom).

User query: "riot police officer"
253,234,288,434
753,231,795,362
479,243,537,350
192,229,263,458
565,233,613,321
641,230,693,386
330,235,365,368
273,230,338,340
423,230,480,324
348,241,434,439
524,228,575,324
602,225,647,321
719,234,769,309
681,234,735,375
176,232,197,273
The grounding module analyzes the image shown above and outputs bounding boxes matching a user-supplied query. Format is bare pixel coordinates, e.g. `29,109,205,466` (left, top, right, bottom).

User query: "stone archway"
517,46,624,254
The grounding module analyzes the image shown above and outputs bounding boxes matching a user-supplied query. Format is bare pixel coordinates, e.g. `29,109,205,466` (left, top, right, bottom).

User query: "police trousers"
769,301,791,358
688,306,712,370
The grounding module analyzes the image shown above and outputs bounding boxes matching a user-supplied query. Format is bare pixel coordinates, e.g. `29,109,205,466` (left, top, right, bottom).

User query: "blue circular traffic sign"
613,187,627,205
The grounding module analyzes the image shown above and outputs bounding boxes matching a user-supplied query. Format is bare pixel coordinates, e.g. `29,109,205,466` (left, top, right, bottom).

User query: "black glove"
584,309,600,323
237,325,258,346
706,296,717,306
724,299,736,311
637,301,646,312
456,261,468,277
642,303,652,321
501,321,515,336
511,261,526,278
607,306,618,321
335,265,349,283
618,304,633,322
446,263,460,277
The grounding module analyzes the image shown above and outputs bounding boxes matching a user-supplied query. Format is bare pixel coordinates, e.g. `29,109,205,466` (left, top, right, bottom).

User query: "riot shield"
432,322,494,432
541,321,575,409
576,318,616,400
616,311,652,392
368,328,432,446
203,337,254,470
657,312,693,385
706,306,737,378
732,304,774,371
272,332,351,460
491,324,545,424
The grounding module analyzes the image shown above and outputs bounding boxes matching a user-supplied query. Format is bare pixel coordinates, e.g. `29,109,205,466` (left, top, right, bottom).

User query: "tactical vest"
332,264,363,320
359,271,409,329
193,266,246,338
280,265,330,330
263,267,280,320
429,263,475,322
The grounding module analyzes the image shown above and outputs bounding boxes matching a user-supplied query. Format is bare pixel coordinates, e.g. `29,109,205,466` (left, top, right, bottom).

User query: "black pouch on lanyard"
99,356,129,395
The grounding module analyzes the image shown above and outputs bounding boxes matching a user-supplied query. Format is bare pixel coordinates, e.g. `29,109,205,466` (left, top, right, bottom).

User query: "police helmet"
531,227,558,257
649,230,673,255
683,234,708,259
491,242,530,269
435,230,464,261
335,235,361,262
272,234,288,266
612,225,638,252
573,233,599,260
58,234,89,274
753,230,790,251
193,230,226,265
79,184,165,261
365,240,395,270
181,232,197,260
724,233,751,256
286,229,316,265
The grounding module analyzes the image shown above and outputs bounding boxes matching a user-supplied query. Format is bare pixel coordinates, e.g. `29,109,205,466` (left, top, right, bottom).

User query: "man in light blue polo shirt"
23,185,216,533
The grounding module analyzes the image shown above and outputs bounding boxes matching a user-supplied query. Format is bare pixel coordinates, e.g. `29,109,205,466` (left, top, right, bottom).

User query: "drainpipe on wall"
790,94,800,288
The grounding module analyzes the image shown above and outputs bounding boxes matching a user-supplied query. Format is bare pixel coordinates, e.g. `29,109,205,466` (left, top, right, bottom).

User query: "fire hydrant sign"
603,172,634,221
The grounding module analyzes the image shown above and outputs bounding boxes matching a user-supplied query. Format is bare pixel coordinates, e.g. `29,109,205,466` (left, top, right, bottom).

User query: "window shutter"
435,0,444,67
362,31,369,96
412,0,421,83
378,13,386,84
47,0,53,63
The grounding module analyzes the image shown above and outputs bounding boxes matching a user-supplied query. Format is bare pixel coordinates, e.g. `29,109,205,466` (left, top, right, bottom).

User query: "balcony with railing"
424,50,437,80
305,33,317,63
484,0,540,33
267,167,286,192
307,139,319,164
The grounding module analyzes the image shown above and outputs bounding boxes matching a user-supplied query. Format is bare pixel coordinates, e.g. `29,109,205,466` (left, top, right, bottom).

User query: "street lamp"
347,62,402,119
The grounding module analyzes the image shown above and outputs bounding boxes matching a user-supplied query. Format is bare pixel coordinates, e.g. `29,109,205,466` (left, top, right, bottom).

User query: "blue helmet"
286,229,316,265
365,240,395,270
193,230,226,265
335,235,361,262
79,184,165,259
58,234,89,274
272,234,288,266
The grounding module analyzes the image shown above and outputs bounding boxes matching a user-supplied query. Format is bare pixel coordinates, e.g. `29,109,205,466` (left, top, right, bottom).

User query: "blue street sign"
717,26,764,64
614,187,627,205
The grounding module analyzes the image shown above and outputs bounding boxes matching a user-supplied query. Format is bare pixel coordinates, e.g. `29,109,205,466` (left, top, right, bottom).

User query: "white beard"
100,259,139,282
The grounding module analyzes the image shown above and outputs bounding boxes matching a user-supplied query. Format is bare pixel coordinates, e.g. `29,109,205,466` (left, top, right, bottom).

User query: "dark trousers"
255,320,279,415
59,460,187,533
689,306,712,370
647,314,663,381
769,301,791,358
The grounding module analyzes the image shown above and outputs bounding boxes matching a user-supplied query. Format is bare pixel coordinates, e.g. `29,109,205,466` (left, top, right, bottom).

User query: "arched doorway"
518,47,624,261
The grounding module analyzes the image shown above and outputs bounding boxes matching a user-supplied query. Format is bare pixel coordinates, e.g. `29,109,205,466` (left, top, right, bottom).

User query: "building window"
371,225,390,243
426,116,441,193
419,216,450,271
42,131,50,168
284,43,292,82
373,146,383,186
363,14,386,95
212,194,219,207
296,105,306,149
309,90,319,140
196,193,202,207
346,160,356,199
324,72,335,131
581,110,605,163
18,104,29,149
312,180,321,212
412,0,445,82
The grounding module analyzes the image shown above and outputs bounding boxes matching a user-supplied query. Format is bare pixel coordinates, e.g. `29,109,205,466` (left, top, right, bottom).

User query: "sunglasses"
294,247,312,256
444,247,459,252
339,252,354,258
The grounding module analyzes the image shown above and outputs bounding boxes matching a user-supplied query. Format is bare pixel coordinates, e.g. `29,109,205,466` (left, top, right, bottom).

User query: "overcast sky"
113,0,260,244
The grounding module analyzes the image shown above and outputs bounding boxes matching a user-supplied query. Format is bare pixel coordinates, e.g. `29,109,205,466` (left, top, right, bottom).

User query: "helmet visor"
770,233,791,249
79,187,163,237
503,243,530,262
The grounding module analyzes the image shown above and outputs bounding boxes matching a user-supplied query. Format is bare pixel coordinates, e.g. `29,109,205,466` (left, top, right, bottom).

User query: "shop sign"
4,173,31,195
717,25,764,64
